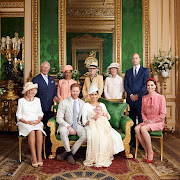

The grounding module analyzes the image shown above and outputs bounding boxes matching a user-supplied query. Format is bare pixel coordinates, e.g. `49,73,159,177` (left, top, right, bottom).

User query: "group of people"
16,53,166,168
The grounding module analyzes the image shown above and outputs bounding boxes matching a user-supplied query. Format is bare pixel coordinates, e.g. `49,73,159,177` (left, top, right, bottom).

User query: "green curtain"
40,0,58,74
122,0,143,73
1,17,24,80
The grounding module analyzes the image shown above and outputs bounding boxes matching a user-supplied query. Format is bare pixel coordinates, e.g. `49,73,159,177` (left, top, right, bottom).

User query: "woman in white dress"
82,83,124,167
104,63,124,99
16,82,46,167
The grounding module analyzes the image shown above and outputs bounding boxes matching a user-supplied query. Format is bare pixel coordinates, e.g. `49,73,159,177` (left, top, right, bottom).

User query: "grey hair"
41,61,50,68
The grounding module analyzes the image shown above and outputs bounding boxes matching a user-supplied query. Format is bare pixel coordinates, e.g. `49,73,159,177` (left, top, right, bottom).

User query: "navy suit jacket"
124,66,150,105
33,74,57,112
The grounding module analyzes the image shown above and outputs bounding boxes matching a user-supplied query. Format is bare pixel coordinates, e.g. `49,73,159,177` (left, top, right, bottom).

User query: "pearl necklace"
26,97,34,101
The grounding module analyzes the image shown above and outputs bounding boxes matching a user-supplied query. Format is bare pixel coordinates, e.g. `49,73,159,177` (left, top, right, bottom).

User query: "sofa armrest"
47,117,57,143
120,115,134,143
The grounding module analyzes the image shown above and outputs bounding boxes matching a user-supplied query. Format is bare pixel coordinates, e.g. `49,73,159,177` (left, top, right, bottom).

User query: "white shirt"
41,73,48,85
133,65,140,76
70,97,80,120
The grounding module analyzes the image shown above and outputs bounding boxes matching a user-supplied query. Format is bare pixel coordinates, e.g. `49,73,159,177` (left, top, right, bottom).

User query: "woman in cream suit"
82,62,103,99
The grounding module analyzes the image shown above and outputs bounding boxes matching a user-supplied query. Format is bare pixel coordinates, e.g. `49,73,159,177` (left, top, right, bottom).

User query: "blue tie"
45,75,48,85
72,101,77,132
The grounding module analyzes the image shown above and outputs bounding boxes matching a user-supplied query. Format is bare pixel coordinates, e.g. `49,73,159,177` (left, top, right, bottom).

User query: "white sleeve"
37,98,44,118
104,78,111,99
16,99,23,122
82,103,89,125
56,100,70,127
100,103,111,120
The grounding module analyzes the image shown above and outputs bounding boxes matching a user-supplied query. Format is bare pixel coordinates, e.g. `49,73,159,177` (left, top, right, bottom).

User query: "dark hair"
70,83,81,90
145,78,158,95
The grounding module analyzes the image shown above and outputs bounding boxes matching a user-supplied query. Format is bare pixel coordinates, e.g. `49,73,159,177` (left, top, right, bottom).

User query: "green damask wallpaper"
40,0,58,74
67,33,113,73
122,0,143,73
1,17,24,80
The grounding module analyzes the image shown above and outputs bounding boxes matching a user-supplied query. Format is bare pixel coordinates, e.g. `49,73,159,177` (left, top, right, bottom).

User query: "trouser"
59,124,87,155
129,100,142,146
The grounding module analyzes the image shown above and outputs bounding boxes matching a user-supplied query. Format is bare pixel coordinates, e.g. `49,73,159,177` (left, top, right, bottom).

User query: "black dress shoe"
67,155,76,165
57,151,67,161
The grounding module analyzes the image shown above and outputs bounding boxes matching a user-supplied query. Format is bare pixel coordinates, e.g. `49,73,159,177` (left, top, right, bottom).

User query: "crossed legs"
135,124,154,161
28,130,43,166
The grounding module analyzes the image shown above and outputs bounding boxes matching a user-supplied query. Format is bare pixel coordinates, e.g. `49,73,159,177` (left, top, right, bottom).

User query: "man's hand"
85,121,89,126
130,94,139,102
53,96,59,103
67,126,76,135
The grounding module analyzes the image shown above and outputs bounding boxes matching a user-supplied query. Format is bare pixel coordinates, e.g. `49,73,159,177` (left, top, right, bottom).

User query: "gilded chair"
48,97,134,159
135,131,163,162
19,135,46,162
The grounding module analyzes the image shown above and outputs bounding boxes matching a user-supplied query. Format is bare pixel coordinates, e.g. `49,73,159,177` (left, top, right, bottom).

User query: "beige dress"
104,74,124,99
83,109,114,167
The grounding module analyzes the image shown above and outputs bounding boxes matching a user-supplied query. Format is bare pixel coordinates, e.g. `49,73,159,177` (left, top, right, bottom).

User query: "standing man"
33,61,59,144
124,53,150,148
56,83,86,164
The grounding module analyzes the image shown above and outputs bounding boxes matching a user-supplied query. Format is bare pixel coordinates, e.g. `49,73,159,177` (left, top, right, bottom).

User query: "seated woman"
82,83,124,167
16,82,46,167
135,77,166,163
82,62,103,99
104,63,124,99
57,65,77,100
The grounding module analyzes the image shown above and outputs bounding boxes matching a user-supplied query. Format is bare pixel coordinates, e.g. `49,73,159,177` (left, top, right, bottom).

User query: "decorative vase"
161,70,169,78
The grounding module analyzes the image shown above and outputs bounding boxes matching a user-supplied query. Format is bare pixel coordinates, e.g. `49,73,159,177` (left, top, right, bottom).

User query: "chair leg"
43,136,46,159
19,138,22,163
135,135,139,159
160,137,163,162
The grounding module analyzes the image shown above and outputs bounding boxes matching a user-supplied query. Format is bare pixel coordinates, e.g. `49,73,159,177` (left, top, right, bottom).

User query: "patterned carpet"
0,133,180,180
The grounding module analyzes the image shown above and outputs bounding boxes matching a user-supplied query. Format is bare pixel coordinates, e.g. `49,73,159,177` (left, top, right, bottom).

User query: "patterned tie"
72,101,77,132
45,75,48,85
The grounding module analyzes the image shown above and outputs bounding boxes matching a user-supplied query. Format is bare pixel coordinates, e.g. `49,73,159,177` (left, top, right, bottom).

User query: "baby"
91,105,108,121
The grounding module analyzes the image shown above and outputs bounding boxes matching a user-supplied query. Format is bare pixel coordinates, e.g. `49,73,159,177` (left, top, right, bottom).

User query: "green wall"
40,0,58,74
122,0,143,73
1,17,24,80
67,33,113,73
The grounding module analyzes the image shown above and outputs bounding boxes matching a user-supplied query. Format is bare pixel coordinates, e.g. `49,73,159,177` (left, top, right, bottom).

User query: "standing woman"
82,62,103,99
16,82,46,167
57,65,77,100
135,77,166,163
104,63,124,99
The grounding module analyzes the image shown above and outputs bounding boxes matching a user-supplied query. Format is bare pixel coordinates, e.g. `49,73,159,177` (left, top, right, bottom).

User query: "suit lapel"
67,97,73,117
135,66,143,79
40,74,48,86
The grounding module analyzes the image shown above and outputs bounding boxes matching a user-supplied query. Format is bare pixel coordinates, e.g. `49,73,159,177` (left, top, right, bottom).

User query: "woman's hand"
145,120,153,124
26,120,40,125
103,113,109,119
85,121,89,126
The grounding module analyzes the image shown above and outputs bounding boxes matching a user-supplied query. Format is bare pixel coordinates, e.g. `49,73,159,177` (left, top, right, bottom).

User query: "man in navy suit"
124,53,150,148
33,61,59,144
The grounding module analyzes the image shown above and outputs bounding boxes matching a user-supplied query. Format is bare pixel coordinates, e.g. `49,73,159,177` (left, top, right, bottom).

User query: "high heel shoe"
38,162,43,167
31,158,38,168
146,152,155,163
142,158,147,162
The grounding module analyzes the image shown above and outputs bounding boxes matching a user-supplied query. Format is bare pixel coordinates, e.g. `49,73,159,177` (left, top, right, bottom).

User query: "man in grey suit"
56,83,86,164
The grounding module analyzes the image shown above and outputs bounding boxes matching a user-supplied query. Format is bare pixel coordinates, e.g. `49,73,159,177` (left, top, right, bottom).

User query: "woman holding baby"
82,83,124,167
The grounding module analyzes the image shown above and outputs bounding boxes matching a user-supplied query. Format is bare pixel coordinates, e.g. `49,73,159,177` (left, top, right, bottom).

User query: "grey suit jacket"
56,97,85,132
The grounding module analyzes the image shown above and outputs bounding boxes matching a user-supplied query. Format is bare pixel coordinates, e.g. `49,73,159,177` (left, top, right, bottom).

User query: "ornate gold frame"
71,34,104,74
31,0,150,75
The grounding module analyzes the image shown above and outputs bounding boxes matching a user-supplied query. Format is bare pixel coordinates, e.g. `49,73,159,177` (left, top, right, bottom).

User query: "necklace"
26,97,34,101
